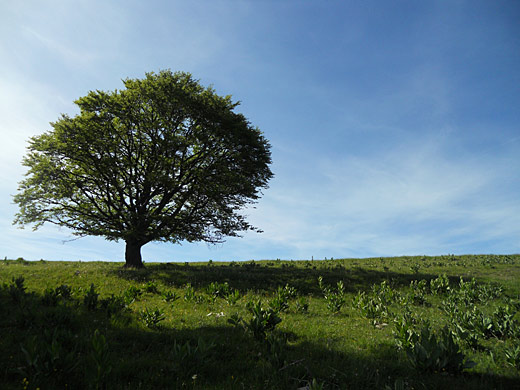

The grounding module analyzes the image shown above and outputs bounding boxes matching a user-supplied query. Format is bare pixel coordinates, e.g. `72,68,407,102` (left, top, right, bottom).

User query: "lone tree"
13,70,273,268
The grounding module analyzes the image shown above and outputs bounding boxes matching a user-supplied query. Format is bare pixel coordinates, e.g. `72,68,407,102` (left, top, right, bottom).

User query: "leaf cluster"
14,70,273,249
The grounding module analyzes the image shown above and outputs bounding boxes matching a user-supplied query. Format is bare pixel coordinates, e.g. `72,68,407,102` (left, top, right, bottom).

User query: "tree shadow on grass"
1,282,519,390
108,261,451,295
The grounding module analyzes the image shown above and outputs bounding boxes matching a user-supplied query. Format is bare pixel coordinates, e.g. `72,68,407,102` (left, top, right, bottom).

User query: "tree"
13,70,273,268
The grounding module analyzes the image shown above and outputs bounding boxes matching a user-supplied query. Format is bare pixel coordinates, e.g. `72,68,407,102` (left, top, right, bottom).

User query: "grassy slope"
1,254,519,389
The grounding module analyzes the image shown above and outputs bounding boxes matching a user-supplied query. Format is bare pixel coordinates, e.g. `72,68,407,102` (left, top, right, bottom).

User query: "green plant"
123,286,143,304
452,304,518,340
7,275,27,302
295,296,309,313
227,312,243,328
307,378,325,390
505,344,520,369
224,289,241,305
318,276,346,313
99,294,127,317
162,290,180,303
184,283,196,302
410,279,428,294
269,292,289,313
393,313,419,351
430,274,450,295
409,280,428,306
143,280,160,294
451,323,480,350
453,305,493,339
265,332,287,368
404,325,474,373
205,281,230,299
450,277,503,306
19,329,78,386
371,280,399,305
140,307,166,329
245,299,282,340
41,287,60,306
83,283,99,311
282,283,298,299
491,304,518,338
87,329,112,389
19,335,43,384
268,284,298,313
353,291,390,325
171,338,216,378
384,378,406,390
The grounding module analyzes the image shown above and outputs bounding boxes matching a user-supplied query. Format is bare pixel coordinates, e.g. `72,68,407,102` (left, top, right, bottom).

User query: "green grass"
1,254,519,389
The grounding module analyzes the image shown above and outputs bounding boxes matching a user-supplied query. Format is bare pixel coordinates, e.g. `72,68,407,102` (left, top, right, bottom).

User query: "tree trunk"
124,241,144,268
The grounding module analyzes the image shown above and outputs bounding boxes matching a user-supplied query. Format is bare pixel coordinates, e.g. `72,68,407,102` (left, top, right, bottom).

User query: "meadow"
1,254,519,389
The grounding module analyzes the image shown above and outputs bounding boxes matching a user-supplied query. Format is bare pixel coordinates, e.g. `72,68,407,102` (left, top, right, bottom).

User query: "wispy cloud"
244,135,520,258
21,26,100,66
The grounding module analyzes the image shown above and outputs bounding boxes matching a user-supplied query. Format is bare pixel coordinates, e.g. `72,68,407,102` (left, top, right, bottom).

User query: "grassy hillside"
1,255,519,389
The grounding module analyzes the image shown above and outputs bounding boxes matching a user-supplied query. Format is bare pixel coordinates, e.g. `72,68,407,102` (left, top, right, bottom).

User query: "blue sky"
1,0,519,262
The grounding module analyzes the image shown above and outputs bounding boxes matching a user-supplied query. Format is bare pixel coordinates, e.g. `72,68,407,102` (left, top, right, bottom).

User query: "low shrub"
245,299,282,340
404,324,474,374
318,276,346,314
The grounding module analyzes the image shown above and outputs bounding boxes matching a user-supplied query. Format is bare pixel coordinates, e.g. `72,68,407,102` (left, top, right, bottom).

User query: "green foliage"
171,338,216,379
295,296,310,313
161,290,180,303
55,284,73,299
353,290,390,325
268,284,298,313
183,283,196,302
404,325,474,374
490,304,519,338
505,344,520,370
123,285,142,304
6,275,27,302
205,281,230,298
245,299,282,340
449,303,519,340
13,70,273,268
265,332,288,368
372,280,399,304
41,287,60,306
19,329,79,386
393,310,419,351
410,263,421,274
143,280,160,294
318,276,346,313
83,283,99,310
140,307,166,329
227,312,243,328
449,277,503,305
430,274,451,295
99,294,128,317
408,279,429,306
384,378,406,390
307,378,326,390
41,284,73,306
224,288,241,305
87,330,112,389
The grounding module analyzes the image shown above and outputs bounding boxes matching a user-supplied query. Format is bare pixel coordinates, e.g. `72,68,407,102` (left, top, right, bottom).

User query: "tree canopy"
14,70,273,267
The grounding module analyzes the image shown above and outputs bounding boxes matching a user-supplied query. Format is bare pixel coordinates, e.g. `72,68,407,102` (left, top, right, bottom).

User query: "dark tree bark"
124,241,144,268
